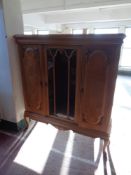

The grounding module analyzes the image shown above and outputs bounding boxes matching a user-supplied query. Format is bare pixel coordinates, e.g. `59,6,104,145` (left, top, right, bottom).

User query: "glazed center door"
45,47,78,120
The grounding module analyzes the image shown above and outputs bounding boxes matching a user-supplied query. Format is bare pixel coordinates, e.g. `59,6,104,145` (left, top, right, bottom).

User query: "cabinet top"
14,34,125,45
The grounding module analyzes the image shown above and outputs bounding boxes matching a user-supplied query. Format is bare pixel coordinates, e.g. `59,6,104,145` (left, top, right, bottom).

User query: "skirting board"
0,119,27,132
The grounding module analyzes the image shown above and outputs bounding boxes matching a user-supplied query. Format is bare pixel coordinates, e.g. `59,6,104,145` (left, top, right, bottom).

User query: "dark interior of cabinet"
47,48,76,119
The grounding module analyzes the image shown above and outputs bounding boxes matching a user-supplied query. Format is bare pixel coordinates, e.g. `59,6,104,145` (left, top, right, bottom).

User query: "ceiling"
20,0,131,14
20,0,131,29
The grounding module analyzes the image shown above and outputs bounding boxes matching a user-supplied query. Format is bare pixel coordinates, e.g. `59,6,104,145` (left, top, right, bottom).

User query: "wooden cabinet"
14,34,125,140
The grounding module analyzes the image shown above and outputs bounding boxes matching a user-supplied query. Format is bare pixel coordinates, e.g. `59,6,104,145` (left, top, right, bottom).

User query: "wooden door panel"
21,46,46,114
80,50,108,129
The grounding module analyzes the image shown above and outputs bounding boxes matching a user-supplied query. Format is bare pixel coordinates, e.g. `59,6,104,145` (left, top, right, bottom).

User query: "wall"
0,0,24,123
0,3,16,122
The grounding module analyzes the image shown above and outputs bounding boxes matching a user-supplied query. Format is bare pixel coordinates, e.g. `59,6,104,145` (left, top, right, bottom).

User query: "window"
94,28,118,34
24,30,33,35
37,30,49,35
120,28,131,68
72,29,83,34
86,29,89,34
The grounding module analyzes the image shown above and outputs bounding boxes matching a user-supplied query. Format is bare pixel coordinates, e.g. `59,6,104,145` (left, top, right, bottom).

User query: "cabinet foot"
24,117,30,129
103,138,110,152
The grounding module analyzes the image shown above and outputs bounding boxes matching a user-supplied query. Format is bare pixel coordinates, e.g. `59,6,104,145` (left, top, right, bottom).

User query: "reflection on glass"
69,52,76,117
47,51,54,114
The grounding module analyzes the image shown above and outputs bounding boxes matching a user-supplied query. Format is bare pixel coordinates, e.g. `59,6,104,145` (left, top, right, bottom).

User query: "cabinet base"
24,111,109,140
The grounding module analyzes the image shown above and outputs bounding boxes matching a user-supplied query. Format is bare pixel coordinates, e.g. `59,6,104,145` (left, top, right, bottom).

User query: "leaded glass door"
46,47,78,120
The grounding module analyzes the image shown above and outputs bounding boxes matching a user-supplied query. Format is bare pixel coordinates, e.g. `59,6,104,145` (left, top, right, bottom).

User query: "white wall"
0,0,24,123
0,5,16,122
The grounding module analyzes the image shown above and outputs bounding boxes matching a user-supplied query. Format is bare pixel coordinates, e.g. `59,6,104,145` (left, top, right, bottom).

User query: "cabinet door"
20,45,49,115
45,46,78,119
79,49,111,131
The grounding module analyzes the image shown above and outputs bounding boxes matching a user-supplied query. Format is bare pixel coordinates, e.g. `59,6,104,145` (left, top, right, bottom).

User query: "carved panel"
22,47,42,111
81,50,108,127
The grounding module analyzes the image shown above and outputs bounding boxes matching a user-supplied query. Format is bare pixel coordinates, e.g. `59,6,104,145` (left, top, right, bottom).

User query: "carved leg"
24,112,30,129
24,117,30,129
103,138,110,152
102,138,110,175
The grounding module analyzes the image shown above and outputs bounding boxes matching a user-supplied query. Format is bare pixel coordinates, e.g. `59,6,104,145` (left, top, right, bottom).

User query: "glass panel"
46,48,77,118
47,51,54,114
24,31,33,35
72,29,83,34
120,28,131,68
37,30,49,35
55,50,68,115
123,28,131,48
69,51,76,117
86,29,89,34
120,48,131,67
94,28,118,34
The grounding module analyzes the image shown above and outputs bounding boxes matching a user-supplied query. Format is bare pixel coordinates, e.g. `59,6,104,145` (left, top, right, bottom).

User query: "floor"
0,122,104,175
109,75,131,175
0,75,131,175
